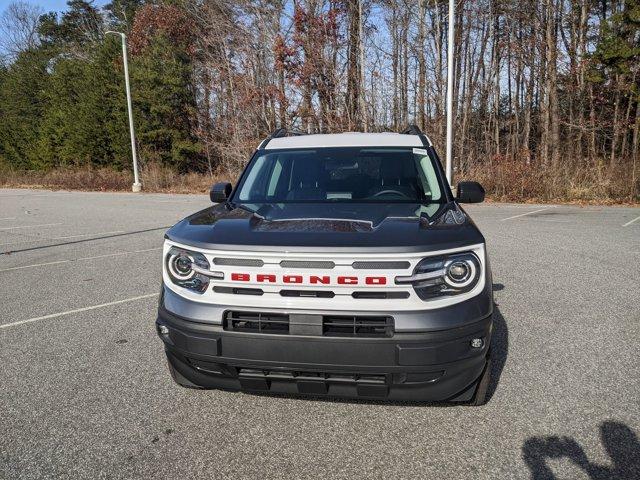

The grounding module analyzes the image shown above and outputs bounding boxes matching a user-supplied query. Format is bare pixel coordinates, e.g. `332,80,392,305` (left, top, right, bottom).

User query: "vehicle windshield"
233,147,445,204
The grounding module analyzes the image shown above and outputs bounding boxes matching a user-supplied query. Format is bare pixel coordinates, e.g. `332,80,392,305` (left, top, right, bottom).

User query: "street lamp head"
105,31,125,38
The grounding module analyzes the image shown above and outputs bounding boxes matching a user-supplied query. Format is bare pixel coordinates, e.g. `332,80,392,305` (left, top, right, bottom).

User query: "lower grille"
323,315,394,338
237,368,389,396
224,311,394,337
224,311,289,334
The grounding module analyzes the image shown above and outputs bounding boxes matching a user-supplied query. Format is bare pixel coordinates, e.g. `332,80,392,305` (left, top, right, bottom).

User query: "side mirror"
210,182,232,203
456,181,485,203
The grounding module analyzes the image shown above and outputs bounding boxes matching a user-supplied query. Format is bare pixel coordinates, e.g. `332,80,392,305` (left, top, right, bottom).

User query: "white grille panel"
163,240,486,311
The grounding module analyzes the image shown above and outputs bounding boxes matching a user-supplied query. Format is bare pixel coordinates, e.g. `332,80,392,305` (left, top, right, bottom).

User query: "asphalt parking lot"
1,188,639,479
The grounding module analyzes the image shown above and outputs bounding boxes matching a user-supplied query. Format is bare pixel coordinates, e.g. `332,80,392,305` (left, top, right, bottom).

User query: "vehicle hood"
165,202,484,252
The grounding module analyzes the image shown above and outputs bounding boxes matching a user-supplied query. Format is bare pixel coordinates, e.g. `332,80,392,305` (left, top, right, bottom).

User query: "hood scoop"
244,202,422,233
251,217,373,233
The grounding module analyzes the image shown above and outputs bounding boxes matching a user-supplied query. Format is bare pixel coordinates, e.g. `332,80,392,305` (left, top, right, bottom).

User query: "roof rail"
400,124,433,147
270,128,288,138
259,127,308,148
401,124,423,136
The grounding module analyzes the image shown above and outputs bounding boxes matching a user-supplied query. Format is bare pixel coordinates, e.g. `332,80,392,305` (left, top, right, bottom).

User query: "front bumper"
156,301,493,402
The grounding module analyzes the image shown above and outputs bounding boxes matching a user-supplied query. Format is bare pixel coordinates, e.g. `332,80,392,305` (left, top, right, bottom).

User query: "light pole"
106,31,141,192
445,0,455,187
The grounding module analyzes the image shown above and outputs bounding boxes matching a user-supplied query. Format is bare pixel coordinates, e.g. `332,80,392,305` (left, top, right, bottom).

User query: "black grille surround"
224,311,394,338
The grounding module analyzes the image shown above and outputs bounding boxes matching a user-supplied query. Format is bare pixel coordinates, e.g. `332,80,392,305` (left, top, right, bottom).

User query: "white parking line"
0,193,67,198
0,217,16,220
501,206,556,221
0,247,161,272
0,293,159,330
0,260,69,271
622,215,640,227
535,219,571,223
0,223,63,231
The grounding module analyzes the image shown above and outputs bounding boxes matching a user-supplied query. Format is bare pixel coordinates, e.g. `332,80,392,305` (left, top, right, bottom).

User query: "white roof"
264,132,428,150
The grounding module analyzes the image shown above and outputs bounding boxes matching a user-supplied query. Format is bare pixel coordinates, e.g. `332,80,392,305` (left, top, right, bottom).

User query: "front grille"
224,311,289,334
213,257,264,267
352,261,411,269
225,311,394,338
279,260,335,269
323,315,394,338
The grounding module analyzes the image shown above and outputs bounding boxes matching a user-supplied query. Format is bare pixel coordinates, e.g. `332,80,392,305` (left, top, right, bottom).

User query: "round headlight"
399,251,481,300
165,246,211,294
448,262,468,280
175,255,192,275
168,252,195,281
444,258,477,288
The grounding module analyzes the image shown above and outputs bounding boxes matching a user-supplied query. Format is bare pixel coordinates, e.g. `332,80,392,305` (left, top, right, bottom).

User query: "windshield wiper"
228,202,266,219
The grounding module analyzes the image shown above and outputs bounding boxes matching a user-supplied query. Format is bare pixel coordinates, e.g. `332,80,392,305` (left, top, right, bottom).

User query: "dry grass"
0,163,229,194
459,157,638,205
1,158,637,204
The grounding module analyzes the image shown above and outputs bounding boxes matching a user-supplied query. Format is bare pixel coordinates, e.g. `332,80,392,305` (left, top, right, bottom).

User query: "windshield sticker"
327,192,352,200
413,148,428,156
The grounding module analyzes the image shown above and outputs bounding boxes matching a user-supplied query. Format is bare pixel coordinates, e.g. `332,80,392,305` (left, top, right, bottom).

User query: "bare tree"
0,1,42,61
132,0,640,200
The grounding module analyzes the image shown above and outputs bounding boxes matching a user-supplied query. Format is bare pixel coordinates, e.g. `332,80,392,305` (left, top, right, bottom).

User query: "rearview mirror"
210,182,232,203
456,181,485,203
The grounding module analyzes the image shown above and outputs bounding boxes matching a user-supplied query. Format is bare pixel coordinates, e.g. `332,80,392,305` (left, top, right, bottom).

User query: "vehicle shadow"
522,421,640,479
487,287,508,403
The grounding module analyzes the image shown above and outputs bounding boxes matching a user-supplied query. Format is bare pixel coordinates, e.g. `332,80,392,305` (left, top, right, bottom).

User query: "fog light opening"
470,338,484,349
158,325,169,336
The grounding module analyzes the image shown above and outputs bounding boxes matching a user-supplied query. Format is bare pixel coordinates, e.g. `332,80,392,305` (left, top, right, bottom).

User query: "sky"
0,0,109,59
0,0,109,15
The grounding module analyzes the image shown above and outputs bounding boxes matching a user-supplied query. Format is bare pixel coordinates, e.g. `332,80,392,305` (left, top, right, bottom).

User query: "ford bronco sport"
156,126,493,405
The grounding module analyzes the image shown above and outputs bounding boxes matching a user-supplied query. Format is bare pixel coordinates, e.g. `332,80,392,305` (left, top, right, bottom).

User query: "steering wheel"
373,189,410,198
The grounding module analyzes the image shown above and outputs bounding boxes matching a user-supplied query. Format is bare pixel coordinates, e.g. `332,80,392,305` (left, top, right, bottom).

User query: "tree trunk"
417,0,426,130
546,0,560,169
346,0,361,130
